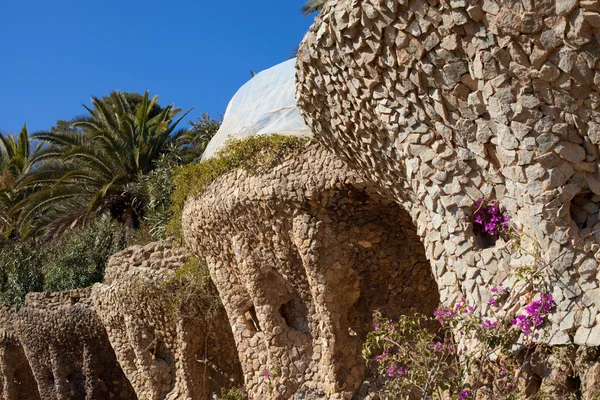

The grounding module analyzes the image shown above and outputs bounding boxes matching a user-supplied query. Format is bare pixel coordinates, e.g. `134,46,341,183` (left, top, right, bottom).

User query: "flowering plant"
512,294,555,334
473,198,510,237
361,198,567,399
364,287,557,399
363,311,466,398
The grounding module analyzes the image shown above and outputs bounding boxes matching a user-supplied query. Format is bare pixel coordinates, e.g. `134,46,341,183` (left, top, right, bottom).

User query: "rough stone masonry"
182,142,439,399
2,0,600,398
0,241,243,400
295,0,600,395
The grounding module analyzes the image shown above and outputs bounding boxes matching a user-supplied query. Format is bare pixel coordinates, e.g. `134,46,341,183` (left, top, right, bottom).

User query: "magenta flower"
459,389,469,399
428,341,444,352
512,293,555,334
473,198,510,236
434,298,474,323
482,319,499,330
386,364,408,378
488,298,499,307
387,364,397,377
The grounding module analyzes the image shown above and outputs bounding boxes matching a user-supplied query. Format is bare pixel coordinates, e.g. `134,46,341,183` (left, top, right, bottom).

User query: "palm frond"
301,0,326,16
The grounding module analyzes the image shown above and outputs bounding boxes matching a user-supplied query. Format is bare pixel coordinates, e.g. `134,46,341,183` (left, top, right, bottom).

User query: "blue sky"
0,1,316,134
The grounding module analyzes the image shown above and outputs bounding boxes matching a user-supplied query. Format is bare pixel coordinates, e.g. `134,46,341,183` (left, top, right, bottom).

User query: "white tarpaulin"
202,58,312,160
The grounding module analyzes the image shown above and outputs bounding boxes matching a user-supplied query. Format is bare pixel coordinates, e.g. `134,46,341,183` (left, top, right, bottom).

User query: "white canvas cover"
202,58,312,160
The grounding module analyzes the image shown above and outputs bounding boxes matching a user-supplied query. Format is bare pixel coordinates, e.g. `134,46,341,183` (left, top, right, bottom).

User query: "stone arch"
93,241,243,400
296,0,600,349
0,333,39,400
183,142,439,399
15,291,137,400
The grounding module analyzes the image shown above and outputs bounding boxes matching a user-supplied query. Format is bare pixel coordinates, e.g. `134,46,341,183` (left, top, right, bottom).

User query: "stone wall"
93,241,243,400
295,0,600,396
0,241,242,400
0,289,136,400
2,0,599,396
297,0,600,345
0,308,38,400
182,142,439,399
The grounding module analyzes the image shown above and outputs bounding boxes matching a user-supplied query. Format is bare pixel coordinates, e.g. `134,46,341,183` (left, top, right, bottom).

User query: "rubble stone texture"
182,142,439,399
92,241,243,400
0,241,242,400
0,308,38,400
2,0,600,397
297,0,600,342
294,0,600,395
0,289,136,400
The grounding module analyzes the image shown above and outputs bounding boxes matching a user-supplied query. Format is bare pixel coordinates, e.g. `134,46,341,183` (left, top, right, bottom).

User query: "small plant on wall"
363,290,559,399
472,198,510,249
360,197,584,399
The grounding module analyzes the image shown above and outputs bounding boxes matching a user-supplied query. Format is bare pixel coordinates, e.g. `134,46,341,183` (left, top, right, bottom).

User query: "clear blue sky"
0,1,316,134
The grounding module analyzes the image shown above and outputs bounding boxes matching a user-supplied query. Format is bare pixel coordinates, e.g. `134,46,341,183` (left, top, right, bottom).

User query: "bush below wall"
0,217,126,307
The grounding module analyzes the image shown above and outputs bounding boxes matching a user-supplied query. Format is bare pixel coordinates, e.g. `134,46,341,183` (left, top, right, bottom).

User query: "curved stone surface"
202,58,312,160
183,141,439,399
0,309,38,400
297,0,600,353
0,289,136,400
92,241,243,400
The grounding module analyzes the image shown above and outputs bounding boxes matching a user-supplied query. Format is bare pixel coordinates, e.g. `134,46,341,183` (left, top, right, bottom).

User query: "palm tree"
175,113,220,164
301,0,326,16
0,125,42,237
14,91,190,237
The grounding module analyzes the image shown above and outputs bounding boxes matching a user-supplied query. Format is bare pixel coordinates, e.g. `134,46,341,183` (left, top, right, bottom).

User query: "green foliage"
168,134,310,241
0,239,44,307
14,91,191,237
0,217,126,306
0,92,221,304
43,217,125,292
0,125,42,238
176,113,221,163
140,153,180,241
161,255,221,322
138,114,219,241
219,387,249,400
301,0,326,16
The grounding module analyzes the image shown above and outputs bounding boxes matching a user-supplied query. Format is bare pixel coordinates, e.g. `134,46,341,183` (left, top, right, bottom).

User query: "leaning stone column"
0,308,39,400
13,289,136,399
92,241,243,400
296,0,600,352
182,141,439,399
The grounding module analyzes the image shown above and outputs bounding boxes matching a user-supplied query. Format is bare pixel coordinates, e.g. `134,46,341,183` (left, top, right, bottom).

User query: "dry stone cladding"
3,0,600,396
0,289,135,400
296,0,600,349
0,241,242,400
92,240,243,400
182,142,439,399
0,307,39,400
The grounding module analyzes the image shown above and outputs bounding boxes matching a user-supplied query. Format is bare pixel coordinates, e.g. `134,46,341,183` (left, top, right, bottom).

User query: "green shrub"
0,217,126,306
43,217,126,292
219,387,249,400
168,134,311,240
141,153,179,241
0,239,44,307
161,255,221,322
